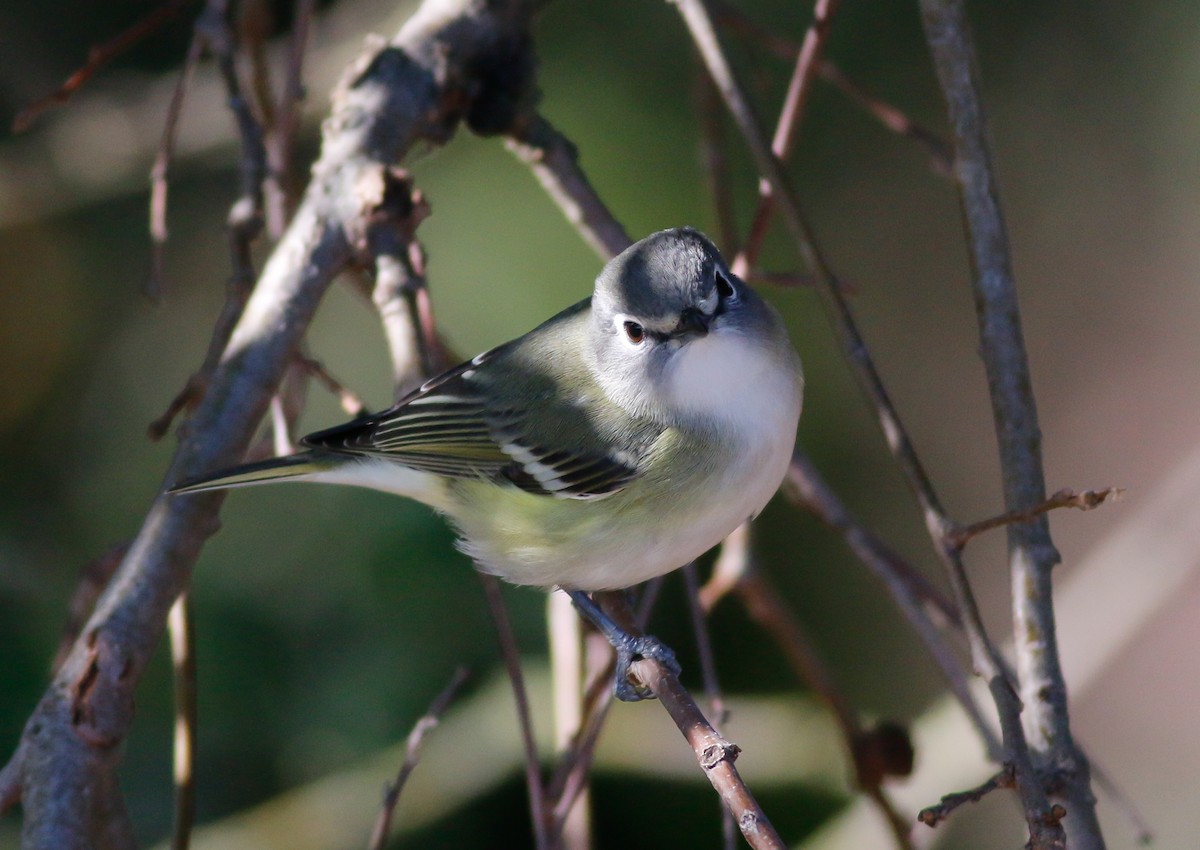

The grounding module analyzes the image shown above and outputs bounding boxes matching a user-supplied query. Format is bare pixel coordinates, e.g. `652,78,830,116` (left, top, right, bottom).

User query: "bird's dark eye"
715,270,736,301
623,321,646,344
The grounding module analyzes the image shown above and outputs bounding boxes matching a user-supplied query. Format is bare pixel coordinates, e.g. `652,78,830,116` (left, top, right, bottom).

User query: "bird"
173,227,803,699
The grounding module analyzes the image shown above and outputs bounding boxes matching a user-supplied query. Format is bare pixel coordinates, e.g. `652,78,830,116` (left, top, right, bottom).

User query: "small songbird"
173,227,803,699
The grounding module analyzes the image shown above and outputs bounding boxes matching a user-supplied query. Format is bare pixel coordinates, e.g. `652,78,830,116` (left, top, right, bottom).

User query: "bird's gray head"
588,227,786,421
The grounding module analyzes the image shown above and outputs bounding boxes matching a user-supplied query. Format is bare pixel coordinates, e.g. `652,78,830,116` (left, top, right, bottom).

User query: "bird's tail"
169,453,331,494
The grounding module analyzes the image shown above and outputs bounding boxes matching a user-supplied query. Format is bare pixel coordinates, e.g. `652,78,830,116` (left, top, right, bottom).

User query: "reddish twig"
480,575,550,850
949,487,1122,549
167,593,197,850
12,0,195,133
294,356,365,416
367,666,471,850
710,2,953,177
707,531,915,850
732,0,842,278
814,62,953,176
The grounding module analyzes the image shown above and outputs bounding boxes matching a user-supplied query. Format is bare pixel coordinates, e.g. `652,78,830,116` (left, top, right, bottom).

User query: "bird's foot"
611,632,681,702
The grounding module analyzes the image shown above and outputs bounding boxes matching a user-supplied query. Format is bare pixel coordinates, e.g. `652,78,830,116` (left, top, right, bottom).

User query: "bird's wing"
302,303,662,500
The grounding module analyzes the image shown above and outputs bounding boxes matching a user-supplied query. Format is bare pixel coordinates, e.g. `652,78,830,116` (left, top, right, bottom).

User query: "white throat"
662,328,802,439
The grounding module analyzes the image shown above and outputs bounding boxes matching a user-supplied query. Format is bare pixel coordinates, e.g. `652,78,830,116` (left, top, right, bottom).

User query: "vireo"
174,227,803,699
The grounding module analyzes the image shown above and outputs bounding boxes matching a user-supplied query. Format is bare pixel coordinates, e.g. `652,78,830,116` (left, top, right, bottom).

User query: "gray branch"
919,0,1104,847
10,2,541,847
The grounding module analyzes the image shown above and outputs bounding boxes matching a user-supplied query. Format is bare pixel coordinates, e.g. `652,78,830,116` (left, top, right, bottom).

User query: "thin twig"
1089,758,1153,846
546,579,663,833
681,563,727,725
506,113,633,261
919,1,1103,845
294,356,366,416
733,0,843,278
814,62,953,176
149,31,205,299
11,0,195,133
167,593,197,850
367,666,471,850
709,2,953,176
479,575,551,850
949,487,1122,549
784,452,1001,759
917,765,1015,828
670,1,1060,844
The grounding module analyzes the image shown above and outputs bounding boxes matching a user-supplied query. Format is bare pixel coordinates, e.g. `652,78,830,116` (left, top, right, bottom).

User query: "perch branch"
919,0,1104,845
9,3,545,847
596,593,786,850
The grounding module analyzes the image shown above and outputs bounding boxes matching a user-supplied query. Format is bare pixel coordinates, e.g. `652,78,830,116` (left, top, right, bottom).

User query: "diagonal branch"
669,1,1066,846
8,3,544,847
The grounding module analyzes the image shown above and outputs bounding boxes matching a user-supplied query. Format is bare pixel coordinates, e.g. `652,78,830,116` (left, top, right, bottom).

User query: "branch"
919,1,1105,846
9,3,544,847
917,765,1016,828
594,593,786,850
949,487,1123,549
167,593,197,850
480,576,551,850
367,666,471,850
670,2,1064,845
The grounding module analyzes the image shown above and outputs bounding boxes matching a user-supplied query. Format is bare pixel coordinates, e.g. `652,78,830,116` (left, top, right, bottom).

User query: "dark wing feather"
300,309,661,500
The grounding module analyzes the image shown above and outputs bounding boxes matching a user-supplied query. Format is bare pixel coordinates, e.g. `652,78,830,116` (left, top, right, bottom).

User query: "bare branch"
917,765,1016,828
11,0,193,133
595,593,786,850
919,0,1104,845
14,3,545,846
506,113,632,261
367,666,472,850
732,0,843,277
949,487,1123,549
670,2,1063,844
480,575,551,850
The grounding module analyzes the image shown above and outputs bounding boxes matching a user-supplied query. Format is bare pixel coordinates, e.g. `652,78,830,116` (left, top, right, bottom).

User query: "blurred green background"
2,0,1199,847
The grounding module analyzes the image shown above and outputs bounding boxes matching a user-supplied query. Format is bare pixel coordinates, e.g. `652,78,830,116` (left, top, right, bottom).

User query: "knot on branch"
699,739,741,771
70,631,137,749
352,165,429,265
